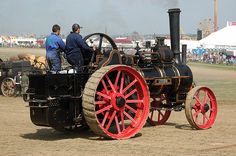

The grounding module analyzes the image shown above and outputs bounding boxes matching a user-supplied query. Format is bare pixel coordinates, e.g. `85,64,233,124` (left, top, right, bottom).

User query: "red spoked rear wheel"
82,65,150,139
147,94,171,126
185,86,217,129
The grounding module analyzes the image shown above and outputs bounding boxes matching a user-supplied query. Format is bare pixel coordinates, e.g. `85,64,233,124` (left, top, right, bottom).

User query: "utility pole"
214,0,218,32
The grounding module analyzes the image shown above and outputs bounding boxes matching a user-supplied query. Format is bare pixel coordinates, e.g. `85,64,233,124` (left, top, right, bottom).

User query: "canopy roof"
199,25,236,47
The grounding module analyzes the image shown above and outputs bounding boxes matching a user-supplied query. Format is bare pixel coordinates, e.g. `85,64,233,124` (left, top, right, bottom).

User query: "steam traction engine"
24,9,217,139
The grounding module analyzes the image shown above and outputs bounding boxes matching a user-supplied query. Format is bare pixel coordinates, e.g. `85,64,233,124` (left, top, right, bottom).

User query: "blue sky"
0,0,235,36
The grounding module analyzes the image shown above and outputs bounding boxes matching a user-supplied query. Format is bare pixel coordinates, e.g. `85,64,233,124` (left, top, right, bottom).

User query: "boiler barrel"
141,64,193,96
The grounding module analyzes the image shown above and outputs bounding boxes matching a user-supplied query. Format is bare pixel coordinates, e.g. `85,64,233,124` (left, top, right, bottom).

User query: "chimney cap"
168,8,181,13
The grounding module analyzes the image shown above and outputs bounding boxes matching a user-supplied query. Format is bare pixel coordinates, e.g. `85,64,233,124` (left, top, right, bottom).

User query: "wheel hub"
111,93,126,111
116,96,126,108
203,103,210,113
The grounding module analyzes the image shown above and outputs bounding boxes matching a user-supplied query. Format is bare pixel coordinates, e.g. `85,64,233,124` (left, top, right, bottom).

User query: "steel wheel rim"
94,66,149,139
185,86,217,129
1,78,15,97
148,94,171,126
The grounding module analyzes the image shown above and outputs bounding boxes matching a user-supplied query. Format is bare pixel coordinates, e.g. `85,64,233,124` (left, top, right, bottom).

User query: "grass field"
0,47,45,60
189,62,236,71
188,63,236,105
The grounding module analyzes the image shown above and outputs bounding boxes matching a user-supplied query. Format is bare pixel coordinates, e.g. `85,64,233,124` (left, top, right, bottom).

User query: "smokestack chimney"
168,8,181,64
214,0,218,32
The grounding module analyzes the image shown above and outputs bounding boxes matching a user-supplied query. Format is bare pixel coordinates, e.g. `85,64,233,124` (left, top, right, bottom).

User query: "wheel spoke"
124,111,137,125
105,111,116,130
205,96,210,104
96,105,112,115
194,95,202,105
150,110,154,120
101,111,109,126
114,70,121,87
119,73,125,93
192,105,197,110
193,110,201,118
95,101,107,105
158,111,161,121
203,115,206,125
125,104,137,113
159,111,164,118
101,79,108,94
115,116,121,134
203,91,208,104
203,113,209,122
125,89,137,99
194,115,198,123
120,111,125,131
105,75,116,93
96,91,111,100
126,99,143,104
122,79,138,94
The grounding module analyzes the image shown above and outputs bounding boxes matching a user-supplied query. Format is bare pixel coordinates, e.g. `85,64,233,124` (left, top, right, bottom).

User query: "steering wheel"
84,33,118,52
83,33,118,66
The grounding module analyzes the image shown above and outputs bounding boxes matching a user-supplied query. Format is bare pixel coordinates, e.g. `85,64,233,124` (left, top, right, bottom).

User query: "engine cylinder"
141,64,192,100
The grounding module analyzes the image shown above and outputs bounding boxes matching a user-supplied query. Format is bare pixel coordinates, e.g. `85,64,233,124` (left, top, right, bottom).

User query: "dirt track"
0,65,236,156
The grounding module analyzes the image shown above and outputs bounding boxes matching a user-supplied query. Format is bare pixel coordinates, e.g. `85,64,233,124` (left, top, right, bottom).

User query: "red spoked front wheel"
147,94,171,126
82,65,150,139
185,86,217,129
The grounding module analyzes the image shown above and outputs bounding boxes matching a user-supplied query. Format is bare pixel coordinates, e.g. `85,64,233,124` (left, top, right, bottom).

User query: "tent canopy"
199,25,236,47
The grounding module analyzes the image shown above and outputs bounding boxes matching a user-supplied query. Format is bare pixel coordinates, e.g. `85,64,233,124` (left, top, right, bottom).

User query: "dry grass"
189,63,236,105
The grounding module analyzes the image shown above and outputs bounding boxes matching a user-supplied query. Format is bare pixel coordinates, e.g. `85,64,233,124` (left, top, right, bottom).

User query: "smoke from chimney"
124,0,179,9
150,0,179,8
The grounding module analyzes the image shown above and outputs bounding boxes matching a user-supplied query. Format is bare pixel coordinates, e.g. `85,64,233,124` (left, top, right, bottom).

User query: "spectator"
14,72,22,96
21,72,29,94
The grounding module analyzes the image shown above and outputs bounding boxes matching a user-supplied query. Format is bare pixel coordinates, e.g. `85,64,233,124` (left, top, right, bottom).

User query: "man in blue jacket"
65,23,94,71
46,24,65,71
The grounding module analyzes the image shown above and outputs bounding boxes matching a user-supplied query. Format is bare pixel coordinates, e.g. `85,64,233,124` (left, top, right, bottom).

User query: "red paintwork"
191,87,217,129
148,94,171,126
94,66,149,139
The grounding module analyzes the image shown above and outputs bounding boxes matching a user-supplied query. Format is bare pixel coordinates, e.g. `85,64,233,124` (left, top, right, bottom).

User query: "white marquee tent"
199,25,236,49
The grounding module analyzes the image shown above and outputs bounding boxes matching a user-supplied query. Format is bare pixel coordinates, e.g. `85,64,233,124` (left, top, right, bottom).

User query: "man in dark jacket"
65,23,94,71
45,24,65,71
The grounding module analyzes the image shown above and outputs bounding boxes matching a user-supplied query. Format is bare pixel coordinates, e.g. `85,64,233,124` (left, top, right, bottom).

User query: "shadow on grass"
20,127,142,141
144,122,194,131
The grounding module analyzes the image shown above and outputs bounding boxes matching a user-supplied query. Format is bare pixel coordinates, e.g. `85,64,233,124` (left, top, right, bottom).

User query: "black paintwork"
25,8,193,130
